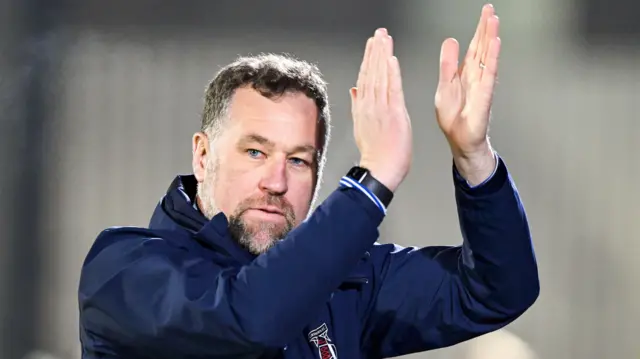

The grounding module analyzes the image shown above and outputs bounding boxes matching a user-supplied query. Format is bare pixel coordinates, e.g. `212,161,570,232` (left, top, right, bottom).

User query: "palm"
434,4,501,154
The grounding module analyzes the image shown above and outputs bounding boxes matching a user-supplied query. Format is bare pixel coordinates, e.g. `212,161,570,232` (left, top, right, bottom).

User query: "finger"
357,37,374,99
480,15,500,66
376,33,393,105
475,6,493,62
465,4,494,63
438,38,460,85
349,87,358,119
366,31,383,100
373,29,389,103
388,56,405,110
480,37,501,89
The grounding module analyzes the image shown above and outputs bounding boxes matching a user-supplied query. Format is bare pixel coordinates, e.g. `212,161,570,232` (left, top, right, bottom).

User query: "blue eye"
247,149,263,158
289,157,308,167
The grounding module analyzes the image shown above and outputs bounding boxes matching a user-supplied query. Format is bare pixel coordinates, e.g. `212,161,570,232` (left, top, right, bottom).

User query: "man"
78,4,539,359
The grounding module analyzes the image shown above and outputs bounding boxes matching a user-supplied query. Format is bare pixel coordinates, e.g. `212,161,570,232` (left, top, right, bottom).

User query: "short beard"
196,156,296,255
227,201,295,255
196,155,221,221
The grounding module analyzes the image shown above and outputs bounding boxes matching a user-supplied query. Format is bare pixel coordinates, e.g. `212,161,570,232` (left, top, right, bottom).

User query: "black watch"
345,166,394,208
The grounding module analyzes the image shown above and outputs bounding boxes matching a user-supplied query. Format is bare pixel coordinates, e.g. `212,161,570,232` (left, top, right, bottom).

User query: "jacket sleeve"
78,187,384,358
360,155,540,358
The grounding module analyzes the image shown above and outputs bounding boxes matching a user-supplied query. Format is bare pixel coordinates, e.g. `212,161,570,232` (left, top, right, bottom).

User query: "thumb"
349,87,358,114
439,38,460,85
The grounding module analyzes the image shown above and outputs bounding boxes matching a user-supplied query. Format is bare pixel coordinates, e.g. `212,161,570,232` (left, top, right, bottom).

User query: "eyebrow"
240,134,274,148
239,133,317,156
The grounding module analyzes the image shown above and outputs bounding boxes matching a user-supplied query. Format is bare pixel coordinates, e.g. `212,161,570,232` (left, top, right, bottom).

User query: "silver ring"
479,62,486,69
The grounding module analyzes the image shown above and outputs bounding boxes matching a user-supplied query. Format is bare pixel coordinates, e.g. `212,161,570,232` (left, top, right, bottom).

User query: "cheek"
288,177,315,221
211,166,253,214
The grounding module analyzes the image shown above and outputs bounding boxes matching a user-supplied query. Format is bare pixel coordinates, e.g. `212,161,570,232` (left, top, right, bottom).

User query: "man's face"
193,87,320,254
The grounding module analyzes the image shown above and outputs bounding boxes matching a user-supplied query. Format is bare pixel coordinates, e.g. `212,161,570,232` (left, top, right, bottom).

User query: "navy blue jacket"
78,156,539,359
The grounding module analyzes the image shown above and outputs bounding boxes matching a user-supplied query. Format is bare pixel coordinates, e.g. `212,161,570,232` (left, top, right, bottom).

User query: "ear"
192,132,210,183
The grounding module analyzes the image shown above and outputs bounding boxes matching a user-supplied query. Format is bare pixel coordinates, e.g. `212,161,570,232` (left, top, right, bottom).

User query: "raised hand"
434,4,500,185
350,28,412,192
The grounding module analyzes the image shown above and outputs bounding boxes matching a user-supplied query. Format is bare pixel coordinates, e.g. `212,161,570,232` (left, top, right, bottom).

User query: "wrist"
452,143,496,186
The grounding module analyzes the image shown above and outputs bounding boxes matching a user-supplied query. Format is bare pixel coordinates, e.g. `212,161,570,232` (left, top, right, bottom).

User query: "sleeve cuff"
339,177,387,215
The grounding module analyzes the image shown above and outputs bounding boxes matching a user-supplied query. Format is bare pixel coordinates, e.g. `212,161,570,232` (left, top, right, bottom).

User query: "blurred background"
1,0,638,358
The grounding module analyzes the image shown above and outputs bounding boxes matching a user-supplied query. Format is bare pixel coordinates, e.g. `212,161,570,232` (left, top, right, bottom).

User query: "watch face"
348,167,369,182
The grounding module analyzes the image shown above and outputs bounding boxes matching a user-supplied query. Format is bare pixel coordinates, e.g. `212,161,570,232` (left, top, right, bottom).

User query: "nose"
258,156,288,195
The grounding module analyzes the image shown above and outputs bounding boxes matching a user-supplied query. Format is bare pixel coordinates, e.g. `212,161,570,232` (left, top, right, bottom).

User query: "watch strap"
343,166,394,209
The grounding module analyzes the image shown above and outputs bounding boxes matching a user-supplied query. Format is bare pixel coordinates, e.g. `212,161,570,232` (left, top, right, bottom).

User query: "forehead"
223,87,321,148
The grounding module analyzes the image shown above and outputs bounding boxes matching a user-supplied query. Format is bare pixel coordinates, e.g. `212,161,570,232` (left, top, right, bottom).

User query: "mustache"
236,195,295,220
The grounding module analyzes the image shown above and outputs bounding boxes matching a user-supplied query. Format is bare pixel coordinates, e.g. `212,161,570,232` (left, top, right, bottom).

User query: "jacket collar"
149,174,256,264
